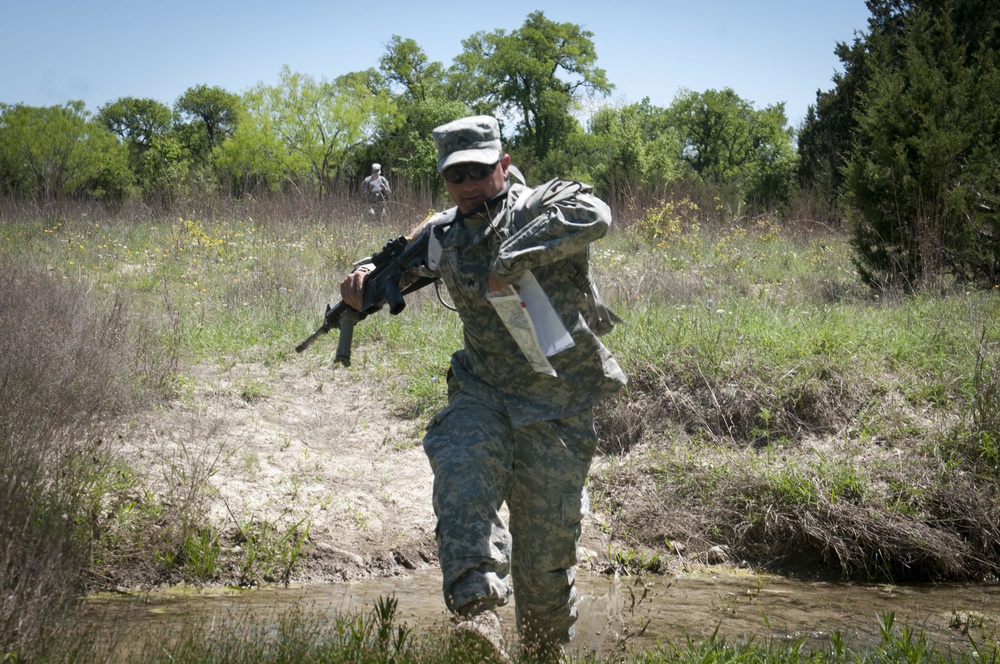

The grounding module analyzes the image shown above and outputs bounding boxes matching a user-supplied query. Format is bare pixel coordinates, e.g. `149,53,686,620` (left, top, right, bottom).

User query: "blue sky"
1,0,872,130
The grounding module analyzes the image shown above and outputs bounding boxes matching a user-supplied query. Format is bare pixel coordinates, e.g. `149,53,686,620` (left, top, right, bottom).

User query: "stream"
84,567,1000,658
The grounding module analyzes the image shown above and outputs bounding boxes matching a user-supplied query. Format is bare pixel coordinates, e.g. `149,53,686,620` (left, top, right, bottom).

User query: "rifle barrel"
295,328,326,353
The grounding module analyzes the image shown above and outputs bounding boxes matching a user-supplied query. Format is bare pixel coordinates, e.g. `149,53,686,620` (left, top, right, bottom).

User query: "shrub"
0,258,175,657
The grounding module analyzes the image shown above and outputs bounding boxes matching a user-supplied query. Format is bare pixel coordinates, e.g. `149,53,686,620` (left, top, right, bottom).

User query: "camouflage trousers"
423,388,597,645
368,193,387,220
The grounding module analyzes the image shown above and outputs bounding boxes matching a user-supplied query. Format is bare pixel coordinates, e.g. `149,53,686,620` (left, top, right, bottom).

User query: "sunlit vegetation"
3,0,1000,661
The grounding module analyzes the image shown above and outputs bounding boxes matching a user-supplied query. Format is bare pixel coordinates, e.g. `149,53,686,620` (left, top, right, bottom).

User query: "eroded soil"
117,355,614,587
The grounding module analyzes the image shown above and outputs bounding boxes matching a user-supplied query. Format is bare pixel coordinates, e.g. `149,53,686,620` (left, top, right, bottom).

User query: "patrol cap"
372,163,381,172
432,115,502,172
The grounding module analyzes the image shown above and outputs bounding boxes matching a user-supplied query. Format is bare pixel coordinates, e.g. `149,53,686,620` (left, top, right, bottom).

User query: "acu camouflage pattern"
406,177,627,644
411,178,626,427
424,393,596,644
432,114,503,171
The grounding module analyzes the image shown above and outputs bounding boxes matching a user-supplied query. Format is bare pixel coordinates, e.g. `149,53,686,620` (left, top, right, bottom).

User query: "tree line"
2,2,998,290
0,12,794,214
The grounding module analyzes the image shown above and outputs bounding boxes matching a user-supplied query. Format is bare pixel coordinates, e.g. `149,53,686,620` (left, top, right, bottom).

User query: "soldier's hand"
340,269,369,310
488,271,512,293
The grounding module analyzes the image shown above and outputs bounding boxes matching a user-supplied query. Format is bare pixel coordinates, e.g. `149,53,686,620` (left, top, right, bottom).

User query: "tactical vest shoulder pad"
511,179,591,226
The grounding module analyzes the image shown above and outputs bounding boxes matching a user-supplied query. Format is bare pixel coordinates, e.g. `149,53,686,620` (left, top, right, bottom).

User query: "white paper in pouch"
514,271,575,357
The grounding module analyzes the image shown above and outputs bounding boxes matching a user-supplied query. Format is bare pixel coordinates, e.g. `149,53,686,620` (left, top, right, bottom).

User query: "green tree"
364,37,469,195
844,6,1000,289
0,101,128,201
218,66,394,198
97,96,182,201
634,99,686,195
589,104,646,203
557,99,686,204
379,35,447,103
798,0,1000,206
670,88,796,212
140,134,189,205
98,96,173,151
450,11,613,162
213,100,285,196
797,2,901,205
587,101,687,202
742,103,798,212
174,84,241,166
361,96,469,198
672,88,752,180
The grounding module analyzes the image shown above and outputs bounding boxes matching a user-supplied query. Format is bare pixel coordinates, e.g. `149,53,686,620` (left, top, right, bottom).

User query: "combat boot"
450,609,510,663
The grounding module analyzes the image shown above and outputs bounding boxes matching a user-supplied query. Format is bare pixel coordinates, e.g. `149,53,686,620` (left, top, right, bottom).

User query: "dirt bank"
115,355,617,588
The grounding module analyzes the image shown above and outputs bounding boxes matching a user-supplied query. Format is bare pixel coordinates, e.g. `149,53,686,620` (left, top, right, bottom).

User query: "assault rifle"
295,232,435,366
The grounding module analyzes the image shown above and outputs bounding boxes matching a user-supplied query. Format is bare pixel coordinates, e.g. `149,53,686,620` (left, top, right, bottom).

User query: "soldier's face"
443,154,510,215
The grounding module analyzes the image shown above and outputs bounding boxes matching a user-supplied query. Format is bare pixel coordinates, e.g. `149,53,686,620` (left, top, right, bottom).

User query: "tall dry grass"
0,257,176,658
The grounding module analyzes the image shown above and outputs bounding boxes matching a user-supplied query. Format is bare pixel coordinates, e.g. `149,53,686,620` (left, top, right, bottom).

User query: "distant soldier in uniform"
362,163,391,219
340,116,626,660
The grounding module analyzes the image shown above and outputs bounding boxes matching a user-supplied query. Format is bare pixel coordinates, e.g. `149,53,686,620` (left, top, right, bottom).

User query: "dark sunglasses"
441,161,499,184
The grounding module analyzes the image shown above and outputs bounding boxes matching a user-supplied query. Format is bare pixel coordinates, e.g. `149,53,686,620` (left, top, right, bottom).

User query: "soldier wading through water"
341,115,626,661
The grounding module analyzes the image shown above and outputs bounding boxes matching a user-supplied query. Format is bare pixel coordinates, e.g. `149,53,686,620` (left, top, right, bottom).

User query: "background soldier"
361,163,391,219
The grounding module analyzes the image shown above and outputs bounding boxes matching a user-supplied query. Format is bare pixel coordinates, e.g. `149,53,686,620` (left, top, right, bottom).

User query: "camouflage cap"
433,115,502,172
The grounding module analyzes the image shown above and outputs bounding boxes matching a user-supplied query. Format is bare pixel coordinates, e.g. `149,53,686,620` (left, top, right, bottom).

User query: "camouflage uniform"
401,116,627,646
362,164,391,219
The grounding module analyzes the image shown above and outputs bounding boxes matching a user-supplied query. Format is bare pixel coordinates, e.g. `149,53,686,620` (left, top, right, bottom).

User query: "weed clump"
0,258,176,658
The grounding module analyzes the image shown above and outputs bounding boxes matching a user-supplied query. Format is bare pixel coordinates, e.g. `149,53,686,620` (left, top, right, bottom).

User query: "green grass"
4,196,1000,661
7,208,994,433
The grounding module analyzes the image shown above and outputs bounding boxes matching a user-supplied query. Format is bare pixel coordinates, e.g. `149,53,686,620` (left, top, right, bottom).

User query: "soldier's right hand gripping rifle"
295,232,435,366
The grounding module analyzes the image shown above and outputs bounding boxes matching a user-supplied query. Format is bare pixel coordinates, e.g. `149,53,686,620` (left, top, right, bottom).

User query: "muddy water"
85,568,1000,657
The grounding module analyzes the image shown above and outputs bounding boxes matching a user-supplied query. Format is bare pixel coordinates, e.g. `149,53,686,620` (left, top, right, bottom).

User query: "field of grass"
2,192,999,661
